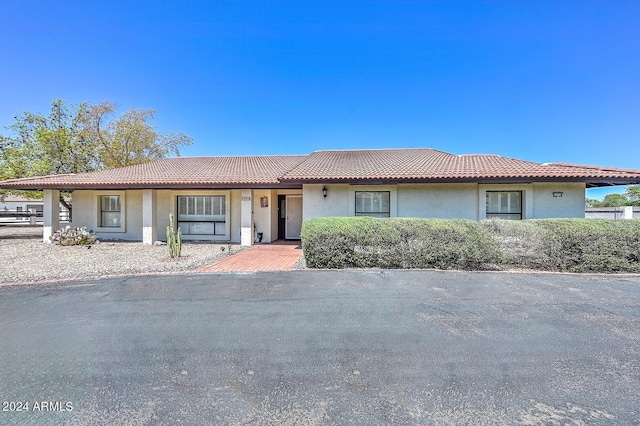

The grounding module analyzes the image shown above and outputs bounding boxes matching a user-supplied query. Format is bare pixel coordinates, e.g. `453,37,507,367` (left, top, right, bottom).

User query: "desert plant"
50,225,98,246
166,213,182,258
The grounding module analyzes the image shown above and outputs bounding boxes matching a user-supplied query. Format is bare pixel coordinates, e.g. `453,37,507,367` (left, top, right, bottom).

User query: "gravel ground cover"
0,225,244,283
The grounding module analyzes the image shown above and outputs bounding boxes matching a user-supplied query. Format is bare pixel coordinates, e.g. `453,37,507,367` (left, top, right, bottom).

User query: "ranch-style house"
1,148,640,245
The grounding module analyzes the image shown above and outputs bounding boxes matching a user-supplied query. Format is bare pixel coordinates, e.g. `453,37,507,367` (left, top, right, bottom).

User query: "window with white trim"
177,195,226,235
355,191,390,218
486,191,522,220
100,195,122,227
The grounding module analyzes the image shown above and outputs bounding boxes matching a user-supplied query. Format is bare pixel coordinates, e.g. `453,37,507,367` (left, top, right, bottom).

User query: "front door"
285,195,303,240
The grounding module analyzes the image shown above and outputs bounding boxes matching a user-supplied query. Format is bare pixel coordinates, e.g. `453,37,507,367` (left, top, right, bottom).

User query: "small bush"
51,225,98,246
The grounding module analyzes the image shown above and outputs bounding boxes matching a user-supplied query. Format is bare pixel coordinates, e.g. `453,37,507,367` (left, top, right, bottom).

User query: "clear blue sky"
1,1,638,200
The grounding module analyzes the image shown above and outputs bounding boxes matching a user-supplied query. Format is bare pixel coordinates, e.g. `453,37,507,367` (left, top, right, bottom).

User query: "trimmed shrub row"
485,218,640,273
301,217,501,270
301,217,640,273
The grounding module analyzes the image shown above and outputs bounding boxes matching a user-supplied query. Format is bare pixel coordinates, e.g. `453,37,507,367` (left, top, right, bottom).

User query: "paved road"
1,270,639,425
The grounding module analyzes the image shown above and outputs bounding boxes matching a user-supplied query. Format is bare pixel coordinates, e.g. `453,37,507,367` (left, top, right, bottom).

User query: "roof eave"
280,176,640,186
0,182,304,191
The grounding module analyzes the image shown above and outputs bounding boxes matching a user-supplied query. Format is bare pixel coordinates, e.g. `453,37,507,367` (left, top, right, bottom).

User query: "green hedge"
301,217,501,270
301,217,640,273
485,218,640,273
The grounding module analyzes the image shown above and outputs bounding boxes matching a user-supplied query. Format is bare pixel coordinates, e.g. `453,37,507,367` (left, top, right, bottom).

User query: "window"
100,195,122,227
486,191,522,220
355,191,390,218
177,195,226,235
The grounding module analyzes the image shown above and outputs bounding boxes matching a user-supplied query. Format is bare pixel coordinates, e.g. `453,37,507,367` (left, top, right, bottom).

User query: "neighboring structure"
0,195,69,224
1,148,639,245
586,206,640,220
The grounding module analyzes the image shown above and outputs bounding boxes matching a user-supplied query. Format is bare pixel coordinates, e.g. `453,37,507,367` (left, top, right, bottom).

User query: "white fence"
585,206,640,219
0,210,70,224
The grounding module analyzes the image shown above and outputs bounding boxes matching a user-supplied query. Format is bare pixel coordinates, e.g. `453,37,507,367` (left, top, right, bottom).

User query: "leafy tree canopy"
1,99,193,203
626,185,640,205
586,191,639,207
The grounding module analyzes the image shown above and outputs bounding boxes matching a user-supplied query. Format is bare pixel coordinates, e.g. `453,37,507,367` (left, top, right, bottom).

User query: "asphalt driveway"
1,270,639,425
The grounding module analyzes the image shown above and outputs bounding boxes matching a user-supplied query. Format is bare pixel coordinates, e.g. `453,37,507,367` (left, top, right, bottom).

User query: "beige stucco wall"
531,182,586,219
304,183,475,219
71,190,143,240
304,182,587,221
303,184,351,220
253,189,272,243
69,182,587,242
478,182,585,219
72,189,242,242
397,183,479,219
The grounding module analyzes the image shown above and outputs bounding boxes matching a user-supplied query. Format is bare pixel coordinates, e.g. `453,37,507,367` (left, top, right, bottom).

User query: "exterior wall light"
553,192,563,198
322,186,328,198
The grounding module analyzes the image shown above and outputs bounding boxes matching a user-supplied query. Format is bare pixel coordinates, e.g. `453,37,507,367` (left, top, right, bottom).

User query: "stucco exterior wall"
305,183,475,219
71,190,143,240
305,182,587,221
531,182,586,218
253,189,272,243
397,183,478,219
156,190,173,234
303,184,351,220
72,189,243,242
68,182,588,243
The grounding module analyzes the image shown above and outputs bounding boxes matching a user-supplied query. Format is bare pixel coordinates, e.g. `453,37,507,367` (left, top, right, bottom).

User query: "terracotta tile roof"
1,148,639,190
0,156,308,190
280,149,640,184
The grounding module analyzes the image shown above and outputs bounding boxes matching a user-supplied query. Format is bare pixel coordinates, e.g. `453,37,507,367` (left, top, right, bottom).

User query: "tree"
626,185,640,206
585,198,602,208
0,99,193,212
83,101,193,168
1,100,98,179
599,193,629,207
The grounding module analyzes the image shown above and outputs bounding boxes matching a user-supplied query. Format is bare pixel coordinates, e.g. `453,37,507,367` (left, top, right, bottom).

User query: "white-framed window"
95,192,126,232
486,191,522,220
177,195,226,235
355,191,390,218
100,195,122,227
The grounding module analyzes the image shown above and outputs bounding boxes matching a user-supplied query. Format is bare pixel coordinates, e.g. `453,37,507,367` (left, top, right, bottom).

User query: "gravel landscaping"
0,225,245,284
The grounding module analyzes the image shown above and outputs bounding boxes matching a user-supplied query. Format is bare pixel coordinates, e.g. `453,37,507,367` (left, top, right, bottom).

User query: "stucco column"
142,189,157,244
43,189,60,243
240,189,254,246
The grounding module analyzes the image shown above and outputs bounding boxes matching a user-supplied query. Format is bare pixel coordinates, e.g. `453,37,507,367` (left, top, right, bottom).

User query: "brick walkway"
195,240,303,272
